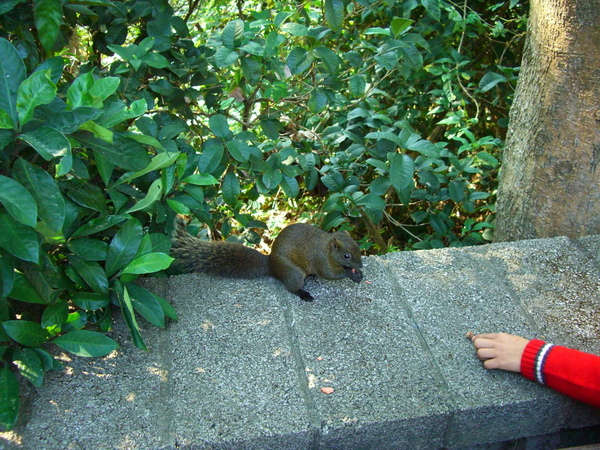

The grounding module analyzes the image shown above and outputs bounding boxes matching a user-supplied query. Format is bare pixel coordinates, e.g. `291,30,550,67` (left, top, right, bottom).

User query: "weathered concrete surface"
1,235,599,449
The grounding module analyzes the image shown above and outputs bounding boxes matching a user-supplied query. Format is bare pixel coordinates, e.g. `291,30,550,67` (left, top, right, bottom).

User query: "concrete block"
287,257,452,449
381,246,570,448
164,273,312,448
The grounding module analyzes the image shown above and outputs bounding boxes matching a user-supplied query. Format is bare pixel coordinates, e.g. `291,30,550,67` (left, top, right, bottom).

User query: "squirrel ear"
330,237,341,250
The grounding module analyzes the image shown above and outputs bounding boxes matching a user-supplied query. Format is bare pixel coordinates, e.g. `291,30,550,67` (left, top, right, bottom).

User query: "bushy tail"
170,220,270,278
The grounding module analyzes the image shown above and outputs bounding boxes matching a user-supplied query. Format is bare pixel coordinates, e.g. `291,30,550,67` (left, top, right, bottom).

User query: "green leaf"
105,218,143,277
449,180,466,202
66,71,94,109
122,252,174,276
12,158,65,232
98,99,147,129
41,301,68,328
281,22,308,37
391,17,414,37
19,125,70,162
321,170,345,191
222,19,244,49
0,212,40,263
72,292,110,311
198,140,224,174
222,171,240,206
67,238,108,261
286,47,313,75
142,52,170,69
115,283,146,350
214,47,239,68
68,255,109,294
2,320,49,347
0,38,26,128
34,0,63,53
314,47,341,75
389,153,415,192
262,168,282,190
365,131,403,147
308,89,328,113
0,366,19,431
166,199,191,215
421,0,441,20
8,273,45,304
125,178,162,213
127,284,165,328
0,252,14,300
53,330,119,357
44,107,102,134
14,348,44,387
0,176,38,227
70,214,128,239
182,173,219,186
226,139,251,163
479,71,508,93
73,131,151,171
325,0,344,32
209,114,232,139
349,75,366,97
280,175,299,197
16,69,57,126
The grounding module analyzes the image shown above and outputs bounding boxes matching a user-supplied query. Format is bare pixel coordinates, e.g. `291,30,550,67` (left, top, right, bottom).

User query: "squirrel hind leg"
297,289,314,302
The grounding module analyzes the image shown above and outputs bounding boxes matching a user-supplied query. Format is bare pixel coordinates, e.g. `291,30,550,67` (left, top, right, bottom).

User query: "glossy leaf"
209,114,232,139
115,282,146,350
2,320,49,347
12,158,65,232
13,348,44,387
34,0,63,53
67,238,108,261
125,178,162,213
68,255,109,294
73,132,151,171
0,176,37,227
389,153,415,192
41,301,69,329
53,330,119,357
121,252,174,275
127,284,165,328
0,38,26,128
0,212,40,263
72,292,110,311
105,218,143,276
222,171,240,206
0,366,19,431
16,70,57,126
325,0,344,32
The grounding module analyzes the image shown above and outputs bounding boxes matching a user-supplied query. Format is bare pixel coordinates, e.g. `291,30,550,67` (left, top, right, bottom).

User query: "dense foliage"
0,0,526,430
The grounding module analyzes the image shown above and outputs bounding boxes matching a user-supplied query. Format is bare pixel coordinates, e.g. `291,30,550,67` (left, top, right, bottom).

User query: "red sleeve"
520,339,600,408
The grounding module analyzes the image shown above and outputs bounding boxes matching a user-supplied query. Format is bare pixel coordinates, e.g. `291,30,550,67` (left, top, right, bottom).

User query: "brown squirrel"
170,221,364,301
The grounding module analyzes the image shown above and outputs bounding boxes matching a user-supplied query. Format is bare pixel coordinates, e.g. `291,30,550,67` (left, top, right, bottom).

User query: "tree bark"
494,0,600,242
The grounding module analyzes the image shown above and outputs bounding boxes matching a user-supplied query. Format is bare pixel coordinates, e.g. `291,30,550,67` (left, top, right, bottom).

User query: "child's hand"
471,333,530,373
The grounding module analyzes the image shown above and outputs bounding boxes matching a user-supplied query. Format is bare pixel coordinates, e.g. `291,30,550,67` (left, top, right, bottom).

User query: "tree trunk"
494,0,600,242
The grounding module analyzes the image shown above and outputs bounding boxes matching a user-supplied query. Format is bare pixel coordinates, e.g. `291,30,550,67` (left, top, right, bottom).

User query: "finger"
476,348,498,360
473,333,500,340
473,337,497,349
483,358,501,370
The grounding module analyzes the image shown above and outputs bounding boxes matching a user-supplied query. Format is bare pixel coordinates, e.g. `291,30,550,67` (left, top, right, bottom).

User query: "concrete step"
1,235,600,449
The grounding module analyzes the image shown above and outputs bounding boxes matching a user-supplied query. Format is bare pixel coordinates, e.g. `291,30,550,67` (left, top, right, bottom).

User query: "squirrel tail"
170,219,270,279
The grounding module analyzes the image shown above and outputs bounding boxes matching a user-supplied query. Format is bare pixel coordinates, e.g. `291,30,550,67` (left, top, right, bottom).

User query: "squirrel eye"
344,253,351,260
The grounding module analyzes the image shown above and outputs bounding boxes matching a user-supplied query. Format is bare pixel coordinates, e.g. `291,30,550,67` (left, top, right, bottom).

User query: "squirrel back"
170,221,363,301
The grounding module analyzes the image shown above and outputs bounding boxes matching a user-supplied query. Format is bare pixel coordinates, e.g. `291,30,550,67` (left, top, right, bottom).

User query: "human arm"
472,333,600,408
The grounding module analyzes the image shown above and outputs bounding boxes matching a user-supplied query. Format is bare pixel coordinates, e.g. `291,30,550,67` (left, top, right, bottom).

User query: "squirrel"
170,221,364,301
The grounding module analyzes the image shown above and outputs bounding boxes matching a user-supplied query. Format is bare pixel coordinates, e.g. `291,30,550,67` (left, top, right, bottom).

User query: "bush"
0,0,526,430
